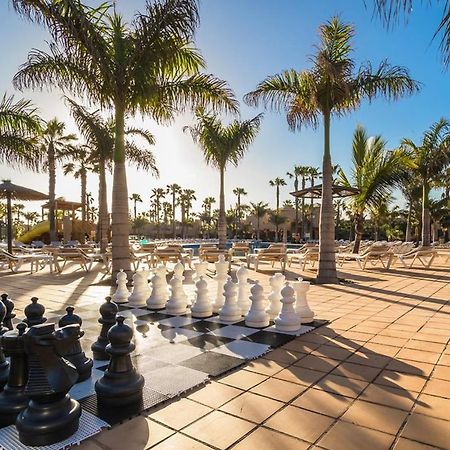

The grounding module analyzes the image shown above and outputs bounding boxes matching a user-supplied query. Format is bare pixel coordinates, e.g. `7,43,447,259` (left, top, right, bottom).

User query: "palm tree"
400,119,450,246
40,119,77,241
337,125,410,252
269,211,289,242
23,211,39,228
250,201,269,240
283,199,294,208
233,187,247,236
179,188,196,237
12,203,25,222
13,0,237,277
184,108,262,248
0,93,42,169
129,193,143,219
286,165,309,235
69,100,157,252
245,17,419,283
307,166,321,236
166,183,182,238
269,177,286,241
150,188,166,236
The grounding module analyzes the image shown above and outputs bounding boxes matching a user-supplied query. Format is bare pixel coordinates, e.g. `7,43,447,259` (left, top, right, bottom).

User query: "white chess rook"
236,264,250,316
245,281,270,328
128,272,150,307
266,272,286,319
213,254,228,313
191,276,213,318
146,271,167,310
219,277,241,322
293,279,314,324
166,276,188,315
275,282,301,332
111,269,130,304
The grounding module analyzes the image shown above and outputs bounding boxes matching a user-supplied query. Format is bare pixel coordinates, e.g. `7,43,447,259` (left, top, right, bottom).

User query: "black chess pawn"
91,296,118,360
58,307,93,382
95,316,145,407
0,299,10,390
23,297,46,327
1,293,15,330
16,323,81,446
0,323,28,426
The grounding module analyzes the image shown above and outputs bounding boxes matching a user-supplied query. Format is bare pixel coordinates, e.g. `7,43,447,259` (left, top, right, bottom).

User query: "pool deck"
1,257,449,450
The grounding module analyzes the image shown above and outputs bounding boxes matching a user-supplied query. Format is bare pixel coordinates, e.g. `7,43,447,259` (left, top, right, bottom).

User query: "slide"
17,221,50,244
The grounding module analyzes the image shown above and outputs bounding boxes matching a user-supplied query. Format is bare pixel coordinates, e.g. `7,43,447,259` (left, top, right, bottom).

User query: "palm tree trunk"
422,182,431,246
172,192,176,238
317,112,338,284
48,142,57,241
275,185,280,242
134,201,137,219
295,197,299,233
405,202,412,241
301,177,306,240
80,169,87,244
98,159,109,253
111,103,131,280
310,177,315,238
218,167,227,249
352,214,364,253
256,216,260,241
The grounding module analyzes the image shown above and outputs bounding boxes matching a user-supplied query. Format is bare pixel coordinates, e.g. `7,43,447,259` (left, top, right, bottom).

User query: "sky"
0,0,449,217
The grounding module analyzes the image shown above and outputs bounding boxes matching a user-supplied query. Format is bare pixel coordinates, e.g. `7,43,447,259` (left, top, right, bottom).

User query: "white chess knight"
193,260,208,281
191,276,213,318
146,268,168,310
212,254,228,313
166,276,188,315
128,271,150,307
219,277,241,322
236,264,250,316
111,269,130,304
293,278,314,324
266,272,286,319
275,282,301,332
245,281,270,328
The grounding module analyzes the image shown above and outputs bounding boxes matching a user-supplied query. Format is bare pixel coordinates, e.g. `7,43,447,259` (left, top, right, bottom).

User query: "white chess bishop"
266,272,285,319
128,271,150,307
293,278,314,324
191,276,213,318
111,269,130,304
275,282,301,332
166,276,188,315
245,281,270,328
236,264,250,316
212,254,228,313
219,277,241,322
146,269,168,310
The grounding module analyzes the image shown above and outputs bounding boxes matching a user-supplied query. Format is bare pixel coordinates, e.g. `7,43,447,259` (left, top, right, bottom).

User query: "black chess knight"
16,323,82,446
91,296,118,360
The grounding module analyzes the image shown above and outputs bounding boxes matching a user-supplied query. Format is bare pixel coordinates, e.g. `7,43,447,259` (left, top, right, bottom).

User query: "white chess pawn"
219,277,241,322
191,276,213,318
146,270,167,310
213,254,229,313
275,282,301,332
245,281,270,328
266,272,286,319
236,264,250,316
193,260,208,281
293,278,314,324
166,276,187,315
111,269,130,304
128,271,150,307
173,261,184,281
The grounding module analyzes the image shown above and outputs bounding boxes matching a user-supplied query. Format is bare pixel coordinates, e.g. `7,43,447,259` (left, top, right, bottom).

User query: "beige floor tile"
149,398,212,430
187,382,242,408
244,359,288,376
345,352,391,369
401,413,450,448
150,433,212,450
396,348,440,364
261,348,304,364
358,383,417,411
293,355,341,372
312,344,354,361
423,378,450,398
414,393,450,420
386,359,434,377
314,373,369,398
273,366,325,386
374,370,427,393
250,377,307,402
219,392,283,423
94,416,174,450
393,437,440,450
183,411,255,450
282,339,322,353
218,370,267,390
265,405,334,443
318,421,395,450
292,388,353,418
431,364,450,381
232,427,310,450
405,340,446,353
330,362,382,382
341,400,408,435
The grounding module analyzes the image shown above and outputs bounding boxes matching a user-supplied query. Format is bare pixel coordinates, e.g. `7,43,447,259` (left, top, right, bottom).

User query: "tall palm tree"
150,188,166,236
307,166,321,236
286,165,308,235
23,211,39,228
250,201,269,240
400,119,450,246
232,187,247,236
337,125,410,252
13,0,237,277
41,119,77,241
269,177,286,241
12,203,25,222
184,108,262,248
166,183,182,238
245,17,419,283
68,100,158,252
0,93,42,169
129,193,143,219
179,188,196,237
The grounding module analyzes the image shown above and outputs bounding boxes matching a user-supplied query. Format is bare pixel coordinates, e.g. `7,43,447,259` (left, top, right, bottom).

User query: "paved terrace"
1,258,449,450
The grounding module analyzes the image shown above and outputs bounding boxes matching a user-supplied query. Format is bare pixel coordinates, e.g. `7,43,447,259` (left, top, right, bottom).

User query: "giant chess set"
0,256,325,449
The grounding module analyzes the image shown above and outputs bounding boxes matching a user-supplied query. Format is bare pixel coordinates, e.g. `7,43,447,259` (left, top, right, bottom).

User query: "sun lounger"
0,249,54,273
230,242,250,257
395,246,437,269
247,244,287,272
288,247,320,270
337,244,394,270
53,248,105,273
154,246,192,268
